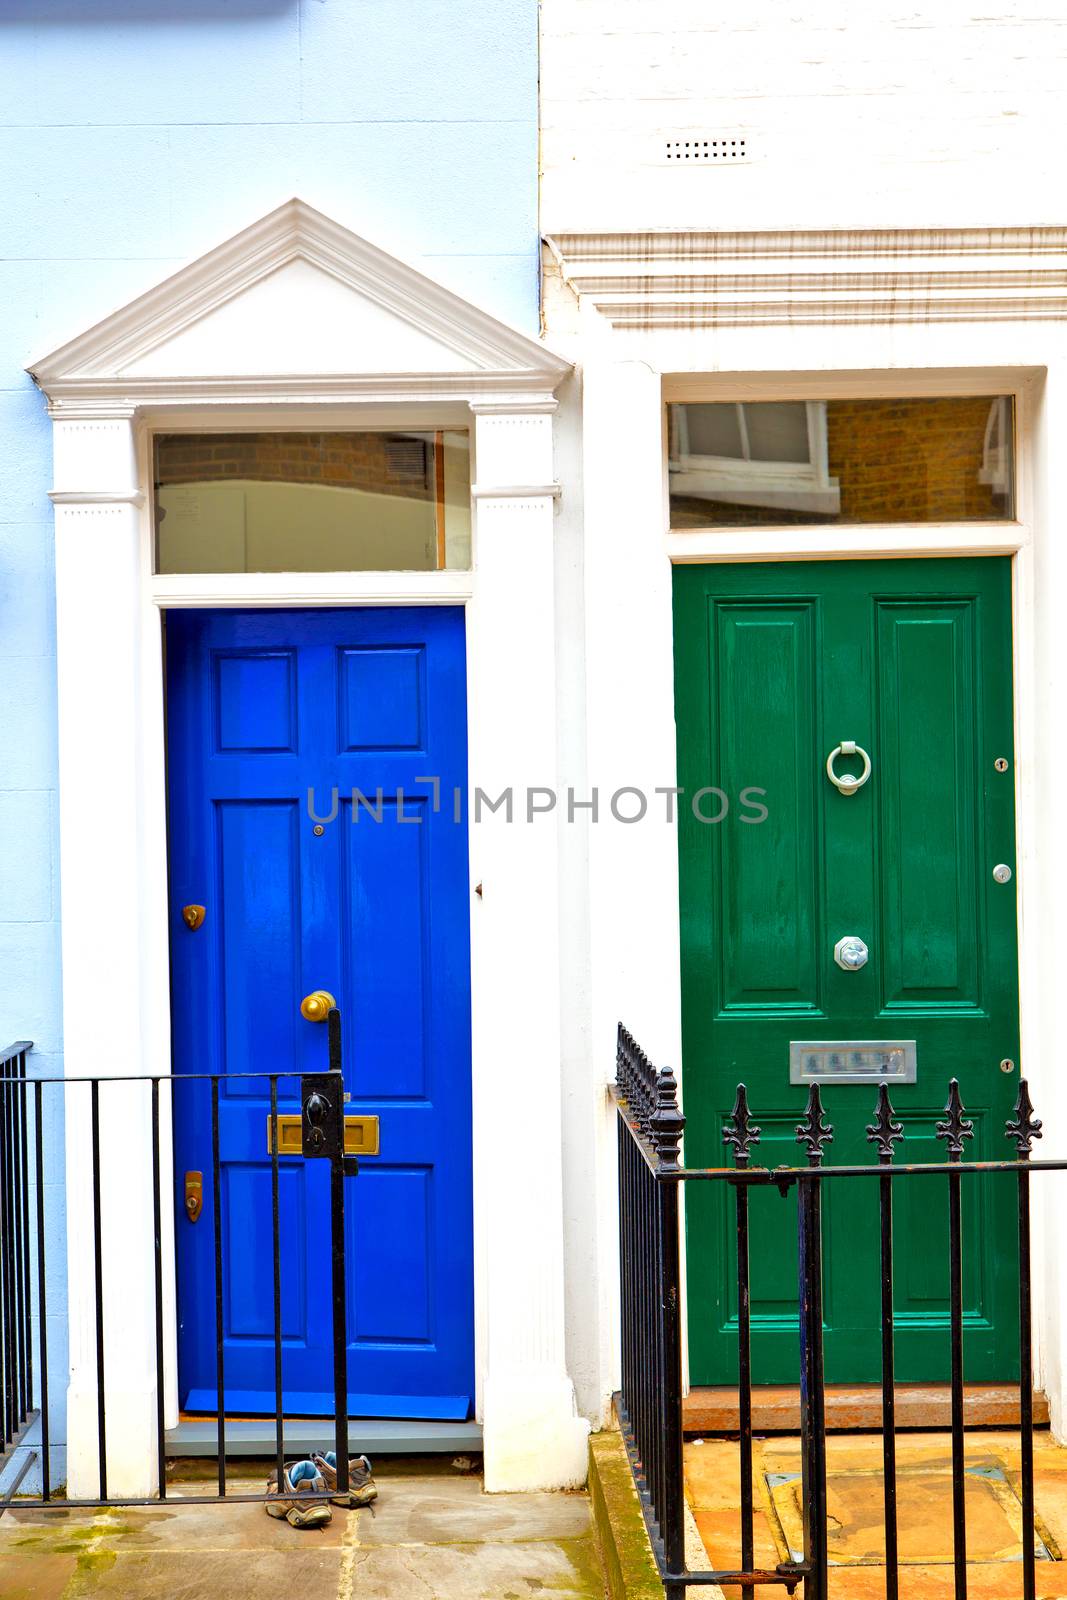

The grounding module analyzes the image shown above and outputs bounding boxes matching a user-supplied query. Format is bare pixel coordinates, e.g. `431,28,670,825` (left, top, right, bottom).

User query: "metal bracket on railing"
300,1074,344,1159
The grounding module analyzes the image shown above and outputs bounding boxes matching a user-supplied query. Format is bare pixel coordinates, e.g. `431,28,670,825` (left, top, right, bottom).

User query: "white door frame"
574,346,1065,1429
30,200,590,1497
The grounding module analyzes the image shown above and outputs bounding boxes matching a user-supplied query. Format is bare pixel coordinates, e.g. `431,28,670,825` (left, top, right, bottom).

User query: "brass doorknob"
300,990,337,1023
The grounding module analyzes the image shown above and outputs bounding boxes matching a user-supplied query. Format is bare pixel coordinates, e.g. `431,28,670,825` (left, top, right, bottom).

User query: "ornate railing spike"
796,1083,834,1167
723,1084,761,1169
1006,1079,1043,1157
936,1078,975,1158
650,1066,686,1171
866,1083,904,1164
617,1022,656,1137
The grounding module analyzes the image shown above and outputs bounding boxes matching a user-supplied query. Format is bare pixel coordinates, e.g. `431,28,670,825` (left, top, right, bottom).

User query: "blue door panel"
349,1166,434,1344
339,645,425,750
223,1163,308,1339
218,801,301,1083
168,607,474,1419
343,799,429,1099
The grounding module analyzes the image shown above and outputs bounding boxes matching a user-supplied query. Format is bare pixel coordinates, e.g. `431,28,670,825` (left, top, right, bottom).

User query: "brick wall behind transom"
155,432,437,502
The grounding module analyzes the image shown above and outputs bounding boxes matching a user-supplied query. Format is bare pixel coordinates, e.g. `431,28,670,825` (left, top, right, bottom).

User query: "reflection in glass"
668,397,1015,528
154,431,471,574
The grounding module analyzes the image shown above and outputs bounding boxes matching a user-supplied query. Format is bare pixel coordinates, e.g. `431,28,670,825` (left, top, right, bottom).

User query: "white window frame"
668,399,841,516
979,394,1015,499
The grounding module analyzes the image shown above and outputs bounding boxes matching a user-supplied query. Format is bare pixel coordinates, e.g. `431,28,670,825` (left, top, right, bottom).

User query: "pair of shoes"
265,1459,333,1529
313,1451,378,1509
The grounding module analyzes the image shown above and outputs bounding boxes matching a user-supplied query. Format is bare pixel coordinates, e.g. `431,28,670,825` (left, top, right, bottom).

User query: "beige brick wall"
155,432,436,502
829,396,1003,523
670,397,1008,528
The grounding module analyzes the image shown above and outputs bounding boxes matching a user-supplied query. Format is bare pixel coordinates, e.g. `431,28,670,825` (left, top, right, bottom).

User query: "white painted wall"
541,0,1067,233
540,0,1067,1437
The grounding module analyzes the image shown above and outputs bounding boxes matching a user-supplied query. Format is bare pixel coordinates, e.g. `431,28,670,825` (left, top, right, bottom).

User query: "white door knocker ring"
826,740,872,796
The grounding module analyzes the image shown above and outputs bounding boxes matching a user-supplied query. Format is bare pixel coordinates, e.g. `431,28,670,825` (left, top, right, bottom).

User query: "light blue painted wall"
0,0,540,1490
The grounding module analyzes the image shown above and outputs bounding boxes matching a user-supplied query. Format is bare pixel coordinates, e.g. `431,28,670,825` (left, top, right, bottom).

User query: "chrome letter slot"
790,1041,917,1085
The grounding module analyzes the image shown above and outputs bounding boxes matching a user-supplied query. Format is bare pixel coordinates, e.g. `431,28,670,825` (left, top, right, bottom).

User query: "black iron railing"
614,1021,1054,1600
0,1040,37,1503
0,1009,359,1511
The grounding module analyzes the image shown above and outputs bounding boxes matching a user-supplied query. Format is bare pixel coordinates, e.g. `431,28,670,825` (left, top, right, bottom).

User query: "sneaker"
265,1459,333,1529
312,1450,378,1508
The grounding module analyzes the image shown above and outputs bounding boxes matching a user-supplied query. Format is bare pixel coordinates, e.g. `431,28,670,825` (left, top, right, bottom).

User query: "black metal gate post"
328,1006,354,1499
937,1080,974,1600
724,1085,761,1580
1007,1081,1042,1600
298,1009,354,1502
868,1084,903,1600
796,1087,831,1600
650,1070,686,1599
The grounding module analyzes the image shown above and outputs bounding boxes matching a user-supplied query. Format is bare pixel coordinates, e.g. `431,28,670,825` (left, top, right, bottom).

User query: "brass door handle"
300,989,337,1023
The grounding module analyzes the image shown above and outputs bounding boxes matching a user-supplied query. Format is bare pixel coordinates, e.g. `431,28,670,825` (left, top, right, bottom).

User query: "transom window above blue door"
154,430,471,574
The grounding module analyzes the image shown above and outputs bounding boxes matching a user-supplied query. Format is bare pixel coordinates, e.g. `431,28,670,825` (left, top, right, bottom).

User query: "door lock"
184,1171,203,1223
834,935,869,971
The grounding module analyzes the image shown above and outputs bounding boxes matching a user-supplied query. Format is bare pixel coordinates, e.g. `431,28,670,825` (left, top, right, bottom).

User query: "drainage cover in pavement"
765,1460,1057,1567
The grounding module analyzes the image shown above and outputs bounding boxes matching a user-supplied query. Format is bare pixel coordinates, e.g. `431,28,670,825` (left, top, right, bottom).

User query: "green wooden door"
674,557,1020,1384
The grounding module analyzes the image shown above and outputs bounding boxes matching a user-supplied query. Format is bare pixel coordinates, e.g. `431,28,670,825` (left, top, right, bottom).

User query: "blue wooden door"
167,607,474,1419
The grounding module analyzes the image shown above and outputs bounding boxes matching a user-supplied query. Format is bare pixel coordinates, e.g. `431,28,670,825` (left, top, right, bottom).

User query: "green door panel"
674,557,1020,1385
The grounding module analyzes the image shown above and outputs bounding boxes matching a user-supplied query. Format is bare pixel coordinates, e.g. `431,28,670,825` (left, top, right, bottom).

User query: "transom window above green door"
667,396,1015,528
154,431,471,574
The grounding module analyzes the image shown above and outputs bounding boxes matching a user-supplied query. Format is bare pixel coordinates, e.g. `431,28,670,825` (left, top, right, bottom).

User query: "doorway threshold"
166,1416,483,1457
683,1384,1050,1435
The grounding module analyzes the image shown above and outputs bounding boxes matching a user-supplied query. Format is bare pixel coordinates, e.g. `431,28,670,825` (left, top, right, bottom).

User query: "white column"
52,412,164,1499
467,400,590,1491
580,360,684,1413
1022,365,1067,1439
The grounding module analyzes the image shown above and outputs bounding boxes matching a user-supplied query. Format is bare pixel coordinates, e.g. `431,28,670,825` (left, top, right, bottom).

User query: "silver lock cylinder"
834,935,869,971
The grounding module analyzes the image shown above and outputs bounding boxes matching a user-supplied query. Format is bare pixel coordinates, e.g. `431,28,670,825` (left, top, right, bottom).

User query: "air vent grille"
384,435,431,488
664,136,748,163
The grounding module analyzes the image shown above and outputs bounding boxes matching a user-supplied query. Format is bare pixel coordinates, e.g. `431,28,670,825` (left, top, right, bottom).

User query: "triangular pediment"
30,199,569,407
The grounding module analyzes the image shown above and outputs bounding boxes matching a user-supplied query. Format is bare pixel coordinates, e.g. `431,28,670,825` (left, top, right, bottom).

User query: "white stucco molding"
48,490,146,506
544,225,1067,329
28,200,579,1497
29,196,571,411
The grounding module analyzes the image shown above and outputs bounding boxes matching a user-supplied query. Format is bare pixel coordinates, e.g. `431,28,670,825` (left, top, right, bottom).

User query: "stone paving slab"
346,1536,604,1599
0,1468,606,1599
685,1429,1067,1599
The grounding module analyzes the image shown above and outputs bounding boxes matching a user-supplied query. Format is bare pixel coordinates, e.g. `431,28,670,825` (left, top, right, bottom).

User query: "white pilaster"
467,401,590,1490
580,360,683,1079
52,414,167,1499
1023,366,1067,1438
579,360,685,1413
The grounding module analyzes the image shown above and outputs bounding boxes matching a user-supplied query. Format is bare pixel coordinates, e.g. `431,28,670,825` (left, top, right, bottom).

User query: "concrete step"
166,1416,483,1457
